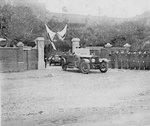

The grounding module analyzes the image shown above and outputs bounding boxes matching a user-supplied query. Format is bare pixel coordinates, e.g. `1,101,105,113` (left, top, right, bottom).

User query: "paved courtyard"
1,66,150,126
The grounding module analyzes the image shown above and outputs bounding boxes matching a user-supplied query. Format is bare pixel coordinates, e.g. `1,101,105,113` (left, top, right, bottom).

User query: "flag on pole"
57,24,67,41
50,41,56,50
45,24,56,42
45,24,57,50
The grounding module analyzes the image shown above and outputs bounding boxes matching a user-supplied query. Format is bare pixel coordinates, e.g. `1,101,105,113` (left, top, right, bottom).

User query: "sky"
38,0,150,18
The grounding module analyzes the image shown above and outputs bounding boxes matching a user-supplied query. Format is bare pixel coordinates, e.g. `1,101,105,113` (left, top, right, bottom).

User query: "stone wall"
0,47,38,72
0,47,19,72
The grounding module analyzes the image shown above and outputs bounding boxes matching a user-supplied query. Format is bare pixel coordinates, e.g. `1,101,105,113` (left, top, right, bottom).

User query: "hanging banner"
45,24,57,50
45,24,56,41
57,24,67,41
45,24,68,50
50,41,56,50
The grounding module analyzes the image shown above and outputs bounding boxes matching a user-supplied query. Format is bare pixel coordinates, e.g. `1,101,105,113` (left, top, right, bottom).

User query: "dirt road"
1,67,150,126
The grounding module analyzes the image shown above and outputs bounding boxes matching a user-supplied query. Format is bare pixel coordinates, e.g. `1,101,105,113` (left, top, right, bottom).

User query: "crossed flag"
45,24,67,50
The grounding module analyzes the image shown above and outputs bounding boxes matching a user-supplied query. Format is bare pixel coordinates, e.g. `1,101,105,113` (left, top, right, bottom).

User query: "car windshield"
75,48,91,57
55,55,59,57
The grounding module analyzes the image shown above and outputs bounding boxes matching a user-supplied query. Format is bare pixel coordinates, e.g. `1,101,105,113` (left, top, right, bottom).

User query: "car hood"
76,54,93,57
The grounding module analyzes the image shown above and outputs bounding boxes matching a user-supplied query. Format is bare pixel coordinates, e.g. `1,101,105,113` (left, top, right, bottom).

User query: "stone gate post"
35,37,45,69
71,38,80,53
17,44,24,71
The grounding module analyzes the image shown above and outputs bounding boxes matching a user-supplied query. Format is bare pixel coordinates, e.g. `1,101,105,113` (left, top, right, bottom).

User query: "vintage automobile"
61,48,109,74
49,54,62,66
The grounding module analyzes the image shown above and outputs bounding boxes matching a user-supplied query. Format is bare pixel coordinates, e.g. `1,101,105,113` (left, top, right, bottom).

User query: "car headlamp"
99,59,102,62
91,58,95,62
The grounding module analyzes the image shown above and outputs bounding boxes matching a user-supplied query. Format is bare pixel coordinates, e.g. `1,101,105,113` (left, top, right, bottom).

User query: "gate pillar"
35,37,45,69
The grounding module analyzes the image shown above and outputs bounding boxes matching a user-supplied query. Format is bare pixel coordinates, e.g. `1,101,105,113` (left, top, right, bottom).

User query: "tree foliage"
0,4,45,46
0,3,150,52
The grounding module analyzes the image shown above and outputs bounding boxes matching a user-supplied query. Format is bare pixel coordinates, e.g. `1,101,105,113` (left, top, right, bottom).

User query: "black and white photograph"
0,0,150,125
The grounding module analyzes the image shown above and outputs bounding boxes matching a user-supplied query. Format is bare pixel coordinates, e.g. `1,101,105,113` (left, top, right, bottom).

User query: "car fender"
99,58,110,63
83,59,90,63
62,57,67,64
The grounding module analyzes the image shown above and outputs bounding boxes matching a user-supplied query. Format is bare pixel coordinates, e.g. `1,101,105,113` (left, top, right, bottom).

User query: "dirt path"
1,67,150,126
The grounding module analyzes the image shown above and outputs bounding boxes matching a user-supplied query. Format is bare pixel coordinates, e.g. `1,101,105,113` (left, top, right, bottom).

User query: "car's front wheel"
80,61,90,74
99,61,108,73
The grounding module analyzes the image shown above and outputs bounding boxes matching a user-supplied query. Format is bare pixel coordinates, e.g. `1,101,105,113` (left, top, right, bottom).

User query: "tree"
0,4,45,46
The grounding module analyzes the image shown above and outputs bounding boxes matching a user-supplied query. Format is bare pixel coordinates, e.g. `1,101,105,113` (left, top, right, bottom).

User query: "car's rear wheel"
62,65,67,71
99,61,108,73
80,61,90,74
61,57,67,71
49,61,52,66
